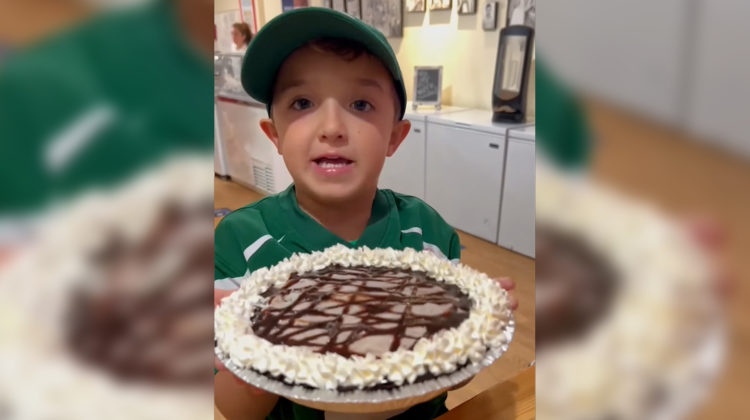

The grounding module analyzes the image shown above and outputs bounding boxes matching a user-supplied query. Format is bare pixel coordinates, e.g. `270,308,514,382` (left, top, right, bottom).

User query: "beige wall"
234,1,534,114
215,0,238,14
394,5,504,110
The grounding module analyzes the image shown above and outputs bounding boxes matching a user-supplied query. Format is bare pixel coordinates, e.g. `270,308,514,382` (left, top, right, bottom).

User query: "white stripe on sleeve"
243,234,273,261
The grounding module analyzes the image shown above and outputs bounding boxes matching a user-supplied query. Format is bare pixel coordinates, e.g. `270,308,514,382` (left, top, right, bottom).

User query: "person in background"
231,22,252,54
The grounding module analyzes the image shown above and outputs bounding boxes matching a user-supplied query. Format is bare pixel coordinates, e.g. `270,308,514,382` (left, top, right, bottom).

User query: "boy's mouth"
312,156,354,169
311,155,354,176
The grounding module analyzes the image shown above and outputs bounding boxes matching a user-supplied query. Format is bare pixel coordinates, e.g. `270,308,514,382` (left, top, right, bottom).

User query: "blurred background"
537,0,749,419
0,0,214,419
2,0,749,419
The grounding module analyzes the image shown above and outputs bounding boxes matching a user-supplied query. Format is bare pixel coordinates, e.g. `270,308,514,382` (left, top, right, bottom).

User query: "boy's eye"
291,98,313,110
351,100,373,112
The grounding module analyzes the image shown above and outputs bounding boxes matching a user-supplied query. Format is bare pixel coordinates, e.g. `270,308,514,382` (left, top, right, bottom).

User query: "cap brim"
241,8,406,119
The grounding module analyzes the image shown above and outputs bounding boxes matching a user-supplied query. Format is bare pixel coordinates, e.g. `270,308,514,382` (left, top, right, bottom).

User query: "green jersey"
0,0,212,213
214,185,461,287
535,57,592,169
214,185,460,419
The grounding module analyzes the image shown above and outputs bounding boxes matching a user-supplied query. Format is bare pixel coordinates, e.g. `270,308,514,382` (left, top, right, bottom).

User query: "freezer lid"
426,109,526,135
404,101,467,122
507,124,536,141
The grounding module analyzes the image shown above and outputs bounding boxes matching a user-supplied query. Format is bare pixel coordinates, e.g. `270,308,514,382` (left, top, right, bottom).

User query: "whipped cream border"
215,245,514,390
535,164,720,420
0,155,215,420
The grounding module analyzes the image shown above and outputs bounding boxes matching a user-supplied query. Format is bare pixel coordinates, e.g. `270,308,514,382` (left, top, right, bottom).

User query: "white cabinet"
379,103,466,199
686,0,750,159
379,120,426,199
497,125,535,257
216,95,292,194
425,110,514,243
539,0,688,126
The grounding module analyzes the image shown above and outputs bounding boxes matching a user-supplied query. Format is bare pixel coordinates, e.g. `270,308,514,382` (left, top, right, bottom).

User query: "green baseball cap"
240,7,407,119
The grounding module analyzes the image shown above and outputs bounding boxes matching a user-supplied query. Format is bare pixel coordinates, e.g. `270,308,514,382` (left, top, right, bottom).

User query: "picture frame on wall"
345,0,361,19
328,0,346,13
405,0,426,13
482,1,497,31
413,66,443,110
361,1,403,38
282,0,309,12
429,0,451,11
457,0,477,15
506,0,535,28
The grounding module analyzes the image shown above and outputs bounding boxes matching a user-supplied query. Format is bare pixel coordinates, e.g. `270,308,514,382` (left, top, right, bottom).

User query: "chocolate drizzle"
251,265,472,357
536,225,619,349
66,202,214,386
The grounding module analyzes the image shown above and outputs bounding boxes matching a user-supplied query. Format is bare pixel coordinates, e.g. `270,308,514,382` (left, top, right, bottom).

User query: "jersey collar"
278,185,395,251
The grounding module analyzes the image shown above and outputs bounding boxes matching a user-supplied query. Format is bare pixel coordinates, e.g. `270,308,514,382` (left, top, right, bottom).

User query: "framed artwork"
506,0,535,28
406,0,426,13
282,0,309,12
413,66,443,109
328,0,346,12
429,0,451,11
482,1,497,31
457,0,477,15
362,1,403,38
345,0,361,18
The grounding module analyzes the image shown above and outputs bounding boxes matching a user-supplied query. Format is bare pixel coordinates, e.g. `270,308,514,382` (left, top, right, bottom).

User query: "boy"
214,8,515,420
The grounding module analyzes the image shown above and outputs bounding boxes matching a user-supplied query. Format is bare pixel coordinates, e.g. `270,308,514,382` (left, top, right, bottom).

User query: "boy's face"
260,46,410,204
231,28,244,46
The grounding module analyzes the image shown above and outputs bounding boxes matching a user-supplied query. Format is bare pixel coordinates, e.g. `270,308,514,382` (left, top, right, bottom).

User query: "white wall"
215,0,238,13
686,0,750,158
538,0,688,127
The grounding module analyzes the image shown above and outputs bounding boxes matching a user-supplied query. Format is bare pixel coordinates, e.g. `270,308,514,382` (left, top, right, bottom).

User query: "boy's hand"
684,215,733,299
214,288,267,396
493,277,519,310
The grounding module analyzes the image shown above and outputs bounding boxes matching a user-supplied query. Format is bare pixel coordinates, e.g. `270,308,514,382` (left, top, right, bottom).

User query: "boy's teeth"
319,161,348,169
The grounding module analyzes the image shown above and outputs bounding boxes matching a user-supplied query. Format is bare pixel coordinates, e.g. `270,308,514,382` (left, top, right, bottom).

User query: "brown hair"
232,22,252,45
307,38,369,62
271,37,402,121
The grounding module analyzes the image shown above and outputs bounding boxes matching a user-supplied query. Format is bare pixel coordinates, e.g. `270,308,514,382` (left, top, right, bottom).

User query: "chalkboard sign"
413,66,443,109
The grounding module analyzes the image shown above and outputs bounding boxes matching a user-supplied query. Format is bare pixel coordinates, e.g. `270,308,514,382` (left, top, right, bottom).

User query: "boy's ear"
259,118,281,154
386,119,411,157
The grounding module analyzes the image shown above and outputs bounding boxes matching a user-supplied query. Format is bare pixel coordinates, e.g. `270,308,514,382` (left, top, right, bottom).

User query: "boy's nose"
317,100,347,144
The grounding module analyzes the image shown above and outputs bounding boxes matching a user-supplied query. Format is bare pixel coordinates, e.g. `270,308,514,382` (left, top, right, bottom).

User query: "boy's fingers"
494,276,515,290
684,215,725,253
508,295,519,311
492,277,518,310
682,216,734,300
214,288,235,308
214,355,227,371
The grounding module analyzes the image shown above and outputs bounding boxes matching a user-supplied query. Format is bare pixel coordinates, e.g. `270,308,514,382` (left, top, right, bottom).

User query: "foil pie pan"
215,316,514,413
